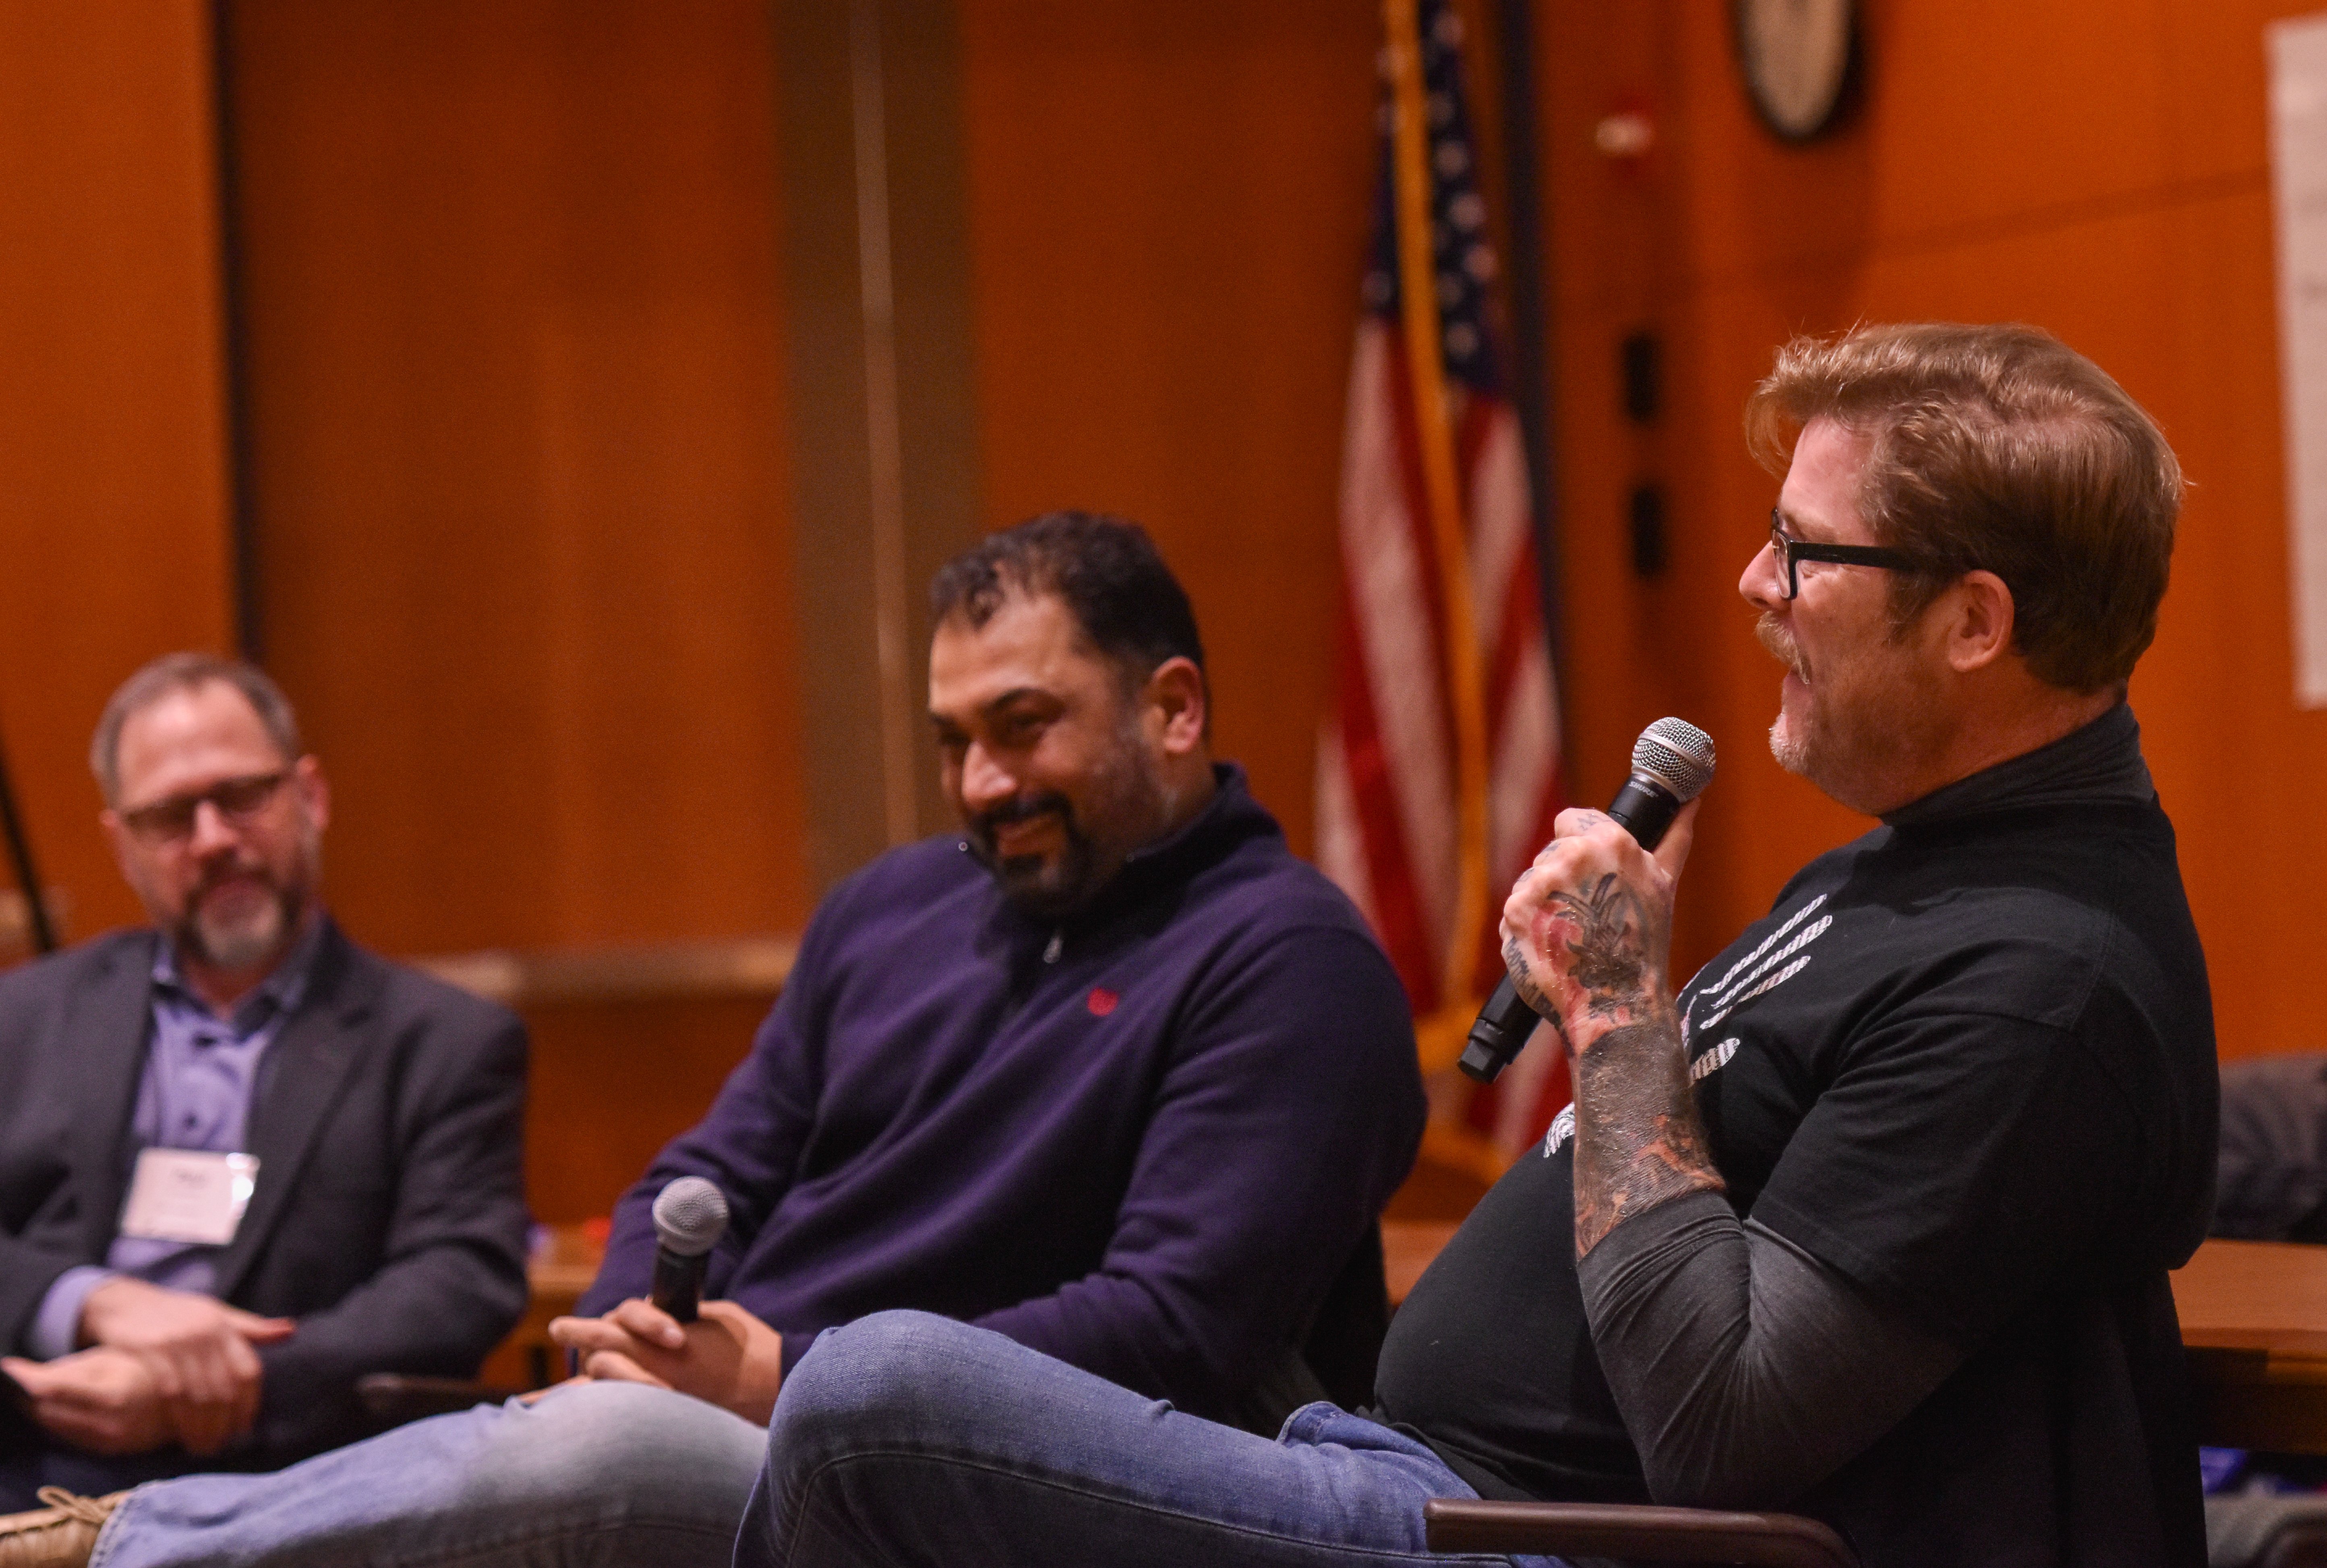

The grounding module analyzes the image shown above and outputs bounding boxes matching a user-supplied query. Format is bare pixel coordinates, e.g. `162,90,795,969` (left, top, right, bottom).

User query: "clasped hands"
545,1298,786,1427
1499,800,1698,1051
0,1276,293,1456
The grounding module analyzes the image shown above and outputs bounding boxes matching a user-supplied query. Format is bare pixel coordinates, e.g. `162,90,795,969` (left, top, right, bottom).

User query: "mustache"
969,792,1074,846
1755,612,1803,675
192,859,274,900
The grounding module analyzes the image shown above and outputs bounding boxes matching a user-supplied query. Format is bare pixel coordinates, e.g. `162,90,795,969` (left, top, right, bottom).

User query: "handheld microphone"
648,1176,730,1324
1457,717,1716,1084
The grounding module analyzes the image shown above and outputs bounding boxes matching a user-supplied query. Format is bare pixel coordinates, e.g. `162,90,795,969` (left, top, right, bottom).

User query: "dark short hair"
1746,322,2183,693
91,653,303,805
928,512,1207,687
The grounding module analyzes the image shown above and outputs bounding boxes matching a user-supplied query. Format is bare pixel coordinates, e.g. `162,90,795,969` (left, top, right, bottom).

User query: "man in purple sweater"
21,512,1426,1568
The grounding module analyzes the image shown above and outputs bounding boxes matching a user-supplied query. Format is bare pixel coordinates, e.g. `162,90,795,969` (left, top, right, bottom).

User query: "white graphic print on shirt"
1689,894,1829,1037
1547,892,1832,1158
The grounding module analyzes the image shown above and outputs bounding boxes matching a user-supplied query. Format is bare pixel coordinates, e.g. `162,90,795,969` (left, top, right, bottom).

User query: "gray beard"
1768,717,1807,776
180,884,298,974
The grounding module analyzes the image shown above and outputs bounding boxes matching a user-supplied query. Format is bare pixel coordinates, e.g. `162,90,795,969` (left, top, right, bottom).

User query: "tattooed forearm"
1571,1014,1725,1258
1493,817,1716,1252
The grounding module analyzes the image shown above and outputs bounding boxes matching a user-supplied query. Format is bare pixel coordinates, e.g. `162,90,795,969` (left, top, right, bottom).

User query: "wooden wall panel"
956,0,1380,852
0,4,235,948
225,0,810,955
520,995,769,1223
183,0,2327,1074
1537,0,2327,1053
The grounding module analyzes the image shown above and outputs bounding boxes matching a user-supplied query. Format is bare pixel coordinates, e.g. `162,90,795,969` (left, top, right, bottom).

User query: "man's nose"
1740,537,1785,610
185,798,241,856
958,743,1017,813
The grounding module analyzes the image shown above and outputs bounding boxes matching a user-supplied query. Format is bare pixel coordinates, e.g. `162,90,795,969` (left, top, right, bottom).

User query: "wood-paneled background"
7,0,2321,1218
1537,0,2317,1063
0,3,235,945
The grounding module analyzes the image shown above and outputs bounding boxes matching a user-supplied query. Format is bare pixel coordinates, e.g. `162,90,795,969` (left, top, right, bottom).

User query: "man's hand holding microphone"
546,1177,787,1426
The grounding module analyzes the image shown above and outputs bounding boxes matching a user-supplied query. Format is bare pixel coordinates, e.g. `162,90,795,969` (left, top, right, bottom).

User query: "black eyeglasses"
118,771,290,844
1765,509,1925,600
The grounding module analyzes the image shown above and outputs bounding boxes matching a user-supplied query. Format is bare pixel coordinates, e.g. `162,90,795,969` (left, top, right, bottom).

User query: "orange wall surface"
223,0,811,955
0,4,236,945
1538,0,2327,1056
6,0,2320,1080
959,0,1381,852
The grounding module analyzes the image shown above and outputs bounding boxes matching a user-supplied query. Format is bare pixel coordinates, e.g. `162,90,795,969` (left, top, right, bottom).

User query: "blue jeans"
742,1310,1555,1568
89,1380,765,1568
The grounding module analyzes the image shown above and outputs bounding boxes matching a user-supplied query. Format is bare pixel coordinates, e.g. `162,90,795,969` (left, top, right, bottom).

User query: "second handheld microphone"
1457,716,1716,1084
649,1176,731,1324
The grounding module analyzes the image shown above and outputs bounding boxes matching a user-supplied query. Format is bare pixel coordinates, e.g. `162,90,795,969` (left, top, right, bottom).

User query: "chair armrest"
355,1373,527,1427
1423,1498,1859,1567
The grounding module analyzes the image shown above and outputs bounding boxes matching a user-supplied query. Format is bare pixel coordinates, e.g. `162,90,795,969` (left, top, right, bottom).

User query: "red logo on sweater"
1087,987,1118,1017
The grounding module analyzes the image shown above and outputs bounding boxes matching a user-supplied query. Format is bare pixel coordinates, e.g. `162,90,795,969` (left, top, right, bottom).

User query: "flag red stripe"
1333,573,1443,1014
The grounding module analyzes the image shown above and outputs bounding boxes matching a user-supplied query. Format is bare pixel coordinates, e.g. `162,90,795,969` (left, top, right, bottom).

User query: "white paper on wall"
2270,14,2327,706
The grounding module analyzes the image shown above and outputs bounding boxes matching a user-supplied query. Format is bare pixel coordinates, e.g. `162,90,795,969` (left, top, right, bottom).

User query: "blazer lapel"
69,937,161,1260
211,924,383,1301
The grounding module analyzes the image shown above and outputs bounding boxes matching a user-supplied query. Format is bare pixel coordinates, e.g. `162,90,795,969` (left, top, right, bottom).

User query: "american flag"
1313,0,1568,1164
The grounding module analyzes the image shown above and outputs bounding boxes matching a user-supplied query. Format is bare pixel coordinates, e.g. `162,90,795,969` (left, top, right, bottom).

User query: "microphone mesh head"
652,1176,730,1258
1632,718,1716,803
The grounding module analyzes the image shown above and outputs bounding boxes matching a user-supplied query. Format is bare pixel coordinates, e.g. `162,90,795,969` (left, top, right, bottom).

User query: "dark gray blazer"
0,920,529,1462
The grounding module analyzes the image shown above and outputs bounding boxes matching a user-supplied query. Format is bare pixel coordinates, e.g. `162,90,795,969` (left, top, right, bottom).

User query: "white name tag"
118,1149,260,1246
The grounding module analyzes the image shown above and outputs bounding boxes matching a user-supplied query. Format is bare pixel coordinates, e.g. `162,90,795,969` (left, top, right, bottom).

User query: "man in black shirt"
729,322,2212,1568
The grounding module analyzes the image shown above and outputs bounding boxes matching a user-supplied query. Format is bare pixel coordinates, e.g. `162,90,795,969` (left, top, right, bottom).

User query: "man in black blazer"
0,654,529,1508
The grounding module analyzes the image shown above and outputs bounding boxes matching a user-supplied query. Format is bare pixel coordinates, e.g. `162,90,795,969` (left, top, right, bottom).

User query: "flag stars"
1363,0,1503,391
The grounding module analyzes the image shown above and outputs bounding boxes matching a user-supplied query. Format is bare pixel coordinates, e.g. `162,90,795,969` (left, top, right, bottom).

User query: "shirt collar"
1880,702,2153,830
152,911,327,1029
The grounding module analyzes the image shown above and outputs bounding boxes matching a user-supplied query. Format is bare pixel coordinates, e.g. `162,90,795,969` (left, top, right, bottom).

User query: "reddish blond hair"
1747,322,2182,693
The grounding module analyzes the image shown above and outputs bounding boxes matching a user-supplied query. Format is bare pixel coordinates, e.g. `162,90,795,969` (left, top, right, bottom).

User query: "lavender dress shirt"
23,921,323,1359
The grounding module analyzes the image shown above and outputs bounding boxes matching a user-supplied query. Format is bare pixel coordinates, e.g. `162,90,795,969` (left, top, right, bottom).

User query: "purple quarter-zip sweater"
580,766,1424,1419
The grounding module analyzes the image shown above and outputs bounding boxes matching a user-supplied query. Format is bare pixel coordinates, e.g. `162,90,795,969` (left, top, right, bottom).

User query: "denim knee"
477,1378,765,1502
768,1311,984,1466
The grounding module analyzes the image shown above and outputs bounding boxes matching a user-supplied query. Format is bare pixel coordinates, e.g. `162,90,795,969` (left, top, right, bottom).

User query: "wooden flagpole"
1384,0,1494,1076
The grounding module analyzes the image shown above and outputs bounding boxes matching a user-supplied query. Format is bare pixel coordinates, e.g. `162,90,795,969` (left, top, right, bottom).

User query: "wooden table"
2174,1238,2327,1454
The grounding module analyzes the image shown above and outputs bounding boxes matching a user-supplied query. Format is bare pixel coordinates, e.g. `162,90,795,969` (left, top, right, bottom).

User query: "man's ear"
98,809,132,883
1145,658,1208,755
1943,570,2016,674
293,754,331,834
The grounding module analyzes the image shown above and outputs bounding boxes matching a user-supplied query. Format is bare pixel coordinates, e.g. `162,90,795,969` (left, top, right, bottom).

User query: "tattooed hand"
1498,800,1724,1255
1498,805,1683,1041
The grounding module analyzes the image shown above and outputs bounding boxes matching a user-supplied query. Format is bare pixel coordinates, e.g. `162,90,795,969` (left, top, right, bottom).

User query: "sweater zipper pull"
1042,930,1063,964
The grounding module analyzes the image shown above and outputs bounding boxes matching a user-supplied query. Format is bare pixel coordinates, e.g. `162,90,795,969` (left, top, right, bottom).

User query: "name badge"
118,1149,260,1246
